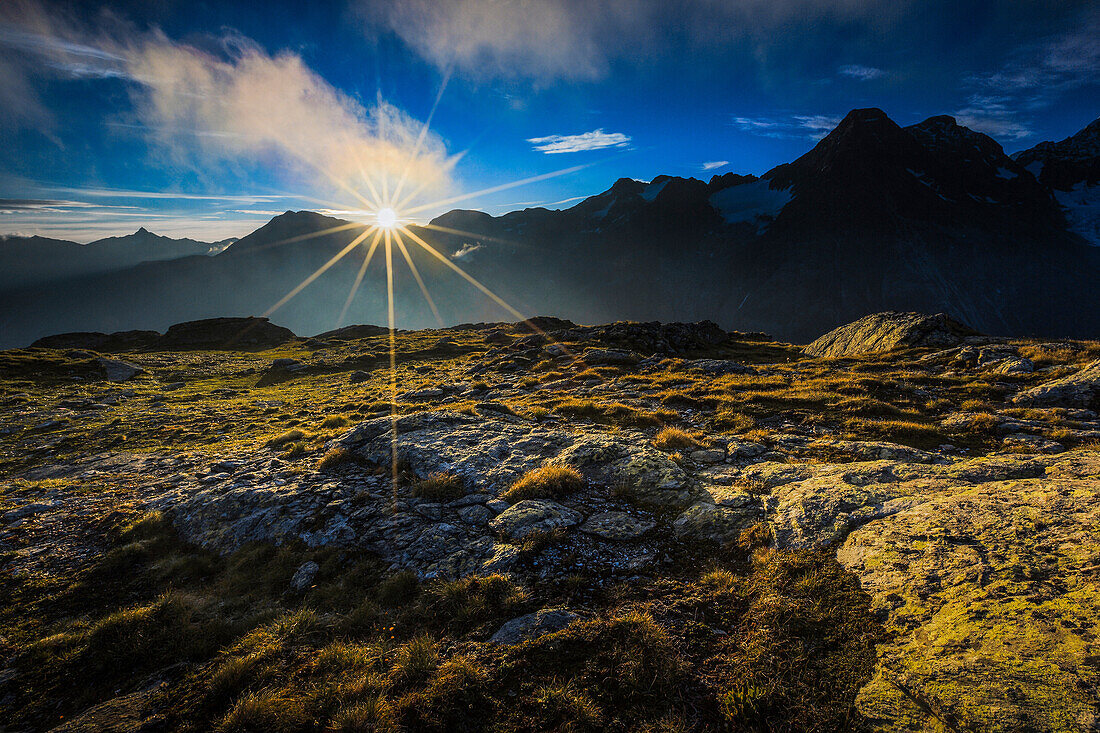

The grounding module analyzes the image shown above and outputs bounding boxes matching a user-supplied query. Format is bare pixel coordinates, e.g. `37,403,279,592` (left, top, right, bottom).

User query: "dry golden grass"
652,427,702,450
502,465,585,503
411,472,466,502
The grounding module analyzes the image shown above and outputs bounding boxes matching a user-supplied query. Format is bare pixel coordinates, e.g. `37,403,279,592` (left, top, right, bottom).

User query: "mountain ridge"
0,227,235,291
1,107,1098,348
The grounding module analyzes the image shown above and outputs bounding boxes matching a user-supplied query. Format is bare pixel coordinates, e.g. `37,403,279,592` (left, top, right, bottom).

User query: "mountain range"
0,227,234,291
1,107,1098,348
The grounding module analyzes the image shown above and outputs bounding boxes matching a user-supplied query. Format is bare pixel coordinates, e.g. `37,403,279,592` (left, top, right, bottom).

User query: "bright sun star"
375,207,398,229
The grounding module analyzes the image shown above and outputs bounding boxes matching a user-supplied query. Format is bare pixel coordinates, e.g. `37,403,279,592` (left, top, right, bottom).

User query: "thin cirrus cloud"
731,114,842,140
838,64,885,81
956,8,1099,141
527,129,632,154
701,160,729,171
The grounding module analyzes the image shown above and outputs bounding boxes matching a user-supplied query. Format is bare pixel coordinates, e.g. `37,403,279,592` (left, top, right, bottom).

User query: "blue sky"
0,0,1097,241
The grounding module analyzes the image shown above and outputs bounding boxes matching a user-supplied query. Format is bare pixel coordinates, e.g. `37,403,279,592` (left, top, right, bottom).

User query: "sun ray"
391,148,469,211
391,65,452,206
398,225,597,373
398,226,528,323
338,227,384,326
345,139,386,211
419,222,531,249
237,221,366,255
263,226,374,317
400,163,593,216
384,228,400,511
293,147,378,213
393,228,443,326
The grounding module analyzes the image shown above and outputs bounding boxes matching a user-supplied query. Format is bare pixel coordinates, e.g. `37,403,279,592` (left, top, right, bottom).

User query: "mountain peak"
840,107,890,124
1013,115,1100,190
907,115,1007,161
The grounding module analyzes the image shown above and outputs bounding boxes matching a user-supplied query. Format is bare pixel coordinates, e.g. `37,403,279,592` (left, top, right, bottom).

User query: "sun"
375,207,399,229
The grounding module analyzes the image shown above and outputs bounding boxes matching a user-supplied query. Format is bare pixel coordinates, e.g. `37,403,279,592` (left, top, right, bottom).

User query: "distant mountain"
0,227,234,290
2,108,1099,348
1014,117,1100,247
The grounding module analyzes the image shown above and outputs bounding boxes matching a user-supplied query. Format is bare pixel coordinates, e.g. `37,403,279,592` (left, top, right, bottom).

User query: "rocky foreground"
2,313,1099,731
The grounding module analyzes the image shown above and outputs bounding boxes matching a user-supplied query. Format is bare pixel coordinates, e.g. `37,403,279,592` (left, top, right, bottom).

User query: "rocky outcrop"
30,330,160,352
837,451,1100,732
308,324,390,342
157,317,296,350
333,412,694,509
29,318,297,352
563,320,728,355
1011,358,1100,408
729,450,1100,732
804,312,978,358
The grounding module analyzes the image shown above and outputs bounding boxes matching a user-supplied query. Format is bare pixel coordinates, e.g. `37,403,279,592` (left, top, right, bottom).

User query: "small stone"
289,561,319,592
689,448,726,464
673,501,759,544
489,608,579,645
489,499,582,539
580,511,655,540
414,503,444,520
349,370,370,384
727,441,767,460
457,504,494,525
97,357,144,382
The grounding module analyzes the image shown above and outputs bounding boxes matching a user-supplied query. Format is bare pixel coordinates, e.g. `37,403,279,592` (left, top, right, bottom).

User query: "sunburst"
252,79,626,511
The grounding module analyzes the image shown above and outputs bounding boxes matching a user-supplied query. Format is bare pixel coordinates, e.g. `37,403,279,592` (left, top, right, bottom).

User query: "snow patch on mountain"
590,199,614,220
640,179,669,202
1056,183,1100,246
709,180,792,228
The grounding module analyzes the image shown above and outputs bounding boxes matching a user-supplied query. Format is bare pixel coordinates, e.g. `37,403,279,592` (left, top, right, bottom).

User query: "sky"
0,0,1097,242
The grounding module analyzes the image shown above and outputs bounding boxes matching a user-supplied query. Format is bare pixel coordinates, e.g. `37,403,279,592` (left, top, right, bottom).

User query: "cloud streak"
701,160,729,170
731,114,842,140
838,64,885,80
527,129,632,154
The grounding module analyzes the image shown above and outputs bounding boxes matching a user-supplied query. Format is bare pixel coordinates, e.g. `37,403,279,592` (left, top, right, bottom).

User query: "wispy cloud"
527,129,631,154
953,96,1034,141
732,114,841,140
49,186,289,203
355,0,900,84
357,0,656,83
701,160,729,171
0,198,141,213
957,8,1099,142
838,64,885,80
0,2,457,206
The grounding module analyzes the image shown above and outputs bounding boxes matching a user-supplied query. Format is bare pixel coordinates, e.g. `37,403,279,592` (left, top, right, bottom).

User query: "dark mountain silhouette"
0,227,233,290
2,108,1098,348
1014,117,1100,247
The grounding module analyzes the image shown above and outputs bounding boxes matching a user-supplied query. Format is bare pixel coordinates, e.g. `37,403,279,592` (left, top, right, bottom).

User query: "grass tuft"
652,427,701,451
502,465,585,503
410,472,466,502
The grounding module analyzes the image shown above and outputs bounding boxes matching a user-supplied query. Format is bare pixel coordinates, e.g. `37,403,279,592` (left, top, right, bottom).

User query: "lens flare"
255,75,630,512
376,207,399,229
